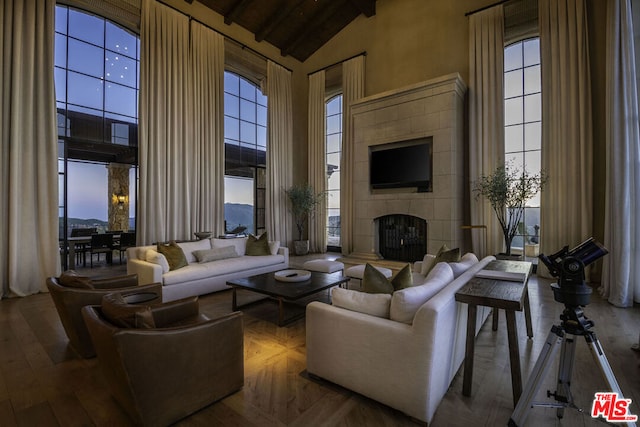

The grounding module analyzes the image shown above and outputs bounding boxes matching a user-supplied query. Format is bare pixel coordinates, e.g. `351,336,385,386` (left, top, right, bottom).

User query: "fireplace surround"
342,73,467,267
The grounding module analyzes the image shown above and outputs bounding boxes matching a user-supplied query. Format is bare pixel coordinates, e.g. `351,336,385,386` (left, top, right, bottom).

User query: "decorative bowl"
274,269,311,282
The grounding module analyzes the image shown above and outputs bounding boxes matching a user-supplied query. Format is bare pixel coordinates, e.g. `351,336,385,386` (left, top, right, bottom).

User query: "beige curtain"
308,71,327,253
0,0,60,298
190,22,225,237
468,5,505,258
538,0,593,276
139,0,191,244
340,55,365,255
265,61,293,245
601,0,640,306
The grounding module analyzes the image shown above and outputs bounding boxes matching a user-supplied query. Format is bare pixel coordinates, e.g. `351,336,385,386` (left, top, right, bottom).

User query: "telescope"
538,237,608,307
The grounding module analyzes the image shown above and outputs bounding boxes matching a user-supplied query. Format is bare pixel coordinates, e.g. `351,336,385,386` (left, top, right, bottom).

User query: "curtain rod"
465,0,509,16
155,0,293,73
307,51,367,76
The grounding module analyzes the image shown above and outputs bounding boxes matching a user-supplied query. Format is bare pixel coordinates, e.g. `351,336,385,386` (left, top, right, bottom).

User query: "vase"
293,240,309,256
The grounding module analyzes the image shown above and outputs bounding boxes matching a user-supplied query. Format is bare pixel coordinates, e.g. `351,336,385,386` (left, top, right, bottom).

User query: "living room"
2,0,640,426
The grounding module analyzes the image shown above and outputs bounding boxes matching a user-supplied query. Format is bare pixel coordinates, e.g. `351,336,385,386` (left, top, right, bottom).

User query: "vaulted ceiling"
194,0,377,62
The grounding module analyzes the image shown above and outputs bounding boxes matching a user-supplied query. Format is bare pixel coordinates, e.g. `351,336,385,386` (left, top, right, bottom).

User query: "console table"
455,260,533,407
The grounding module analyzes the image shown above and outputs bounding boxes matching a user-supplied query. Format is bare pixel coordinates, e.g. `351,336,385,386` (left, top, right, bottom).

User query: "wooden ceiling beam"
281,0,348,57
348,0,376,17
224,0,254,25
254,0,307,42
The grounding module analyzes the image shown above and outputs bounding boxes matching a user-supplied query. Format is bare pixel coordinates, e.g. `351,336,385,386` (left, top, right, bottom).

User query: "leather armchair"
81,297,244,427
46,274,160,358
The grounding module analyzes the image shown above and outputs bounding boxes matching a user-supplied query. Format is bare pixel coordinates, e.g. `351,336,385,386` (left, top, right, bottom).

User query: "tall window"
504,38,542,253
326,95,342,249
223,71,267,235
55,5,140,268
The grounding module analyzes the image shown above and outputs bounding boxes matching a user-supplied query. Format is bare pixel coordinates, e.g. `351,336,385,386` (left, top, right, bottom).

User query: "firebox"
376,214,427,262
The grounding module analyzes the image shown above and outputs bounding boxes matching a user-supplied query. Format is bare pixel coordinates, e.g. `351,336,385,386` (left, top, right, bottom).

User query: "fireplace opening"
377,214,427,262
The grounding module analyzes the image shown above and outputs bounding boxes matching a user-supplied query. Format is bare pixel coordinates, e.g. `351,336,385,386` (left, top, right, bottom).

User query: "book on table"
474,269,527,282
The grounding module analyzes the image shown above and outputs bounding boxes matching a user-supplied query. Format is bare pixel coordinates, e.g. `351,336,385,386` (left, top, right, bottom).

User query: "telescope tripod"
509,306,637,427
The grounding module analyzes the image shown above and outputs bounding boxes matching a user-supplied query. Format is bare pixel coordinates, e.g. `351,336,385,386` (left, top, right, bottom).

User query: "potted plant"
285,183,327,255
473,162,547,257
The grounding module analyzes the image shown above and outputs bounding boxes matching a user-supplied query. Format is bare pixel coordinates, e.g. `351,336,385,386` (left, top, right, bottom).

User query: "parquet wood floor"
1,260,638,426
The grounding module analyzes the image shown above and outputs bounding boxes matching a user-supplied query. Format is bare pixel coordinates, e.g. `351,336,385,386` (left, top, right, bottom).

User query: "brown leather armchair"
81,297,244,427
46,274,161,358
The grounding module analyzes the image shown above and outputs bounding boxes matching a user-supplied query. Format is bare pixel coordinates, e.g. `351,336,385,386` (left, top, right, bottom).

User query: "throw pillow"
156,241,188,271
268,240,280,255
390,262,454,324
145,249,170,273
390,263,413,290
449,253,479,278
420,254,437,276
101,292,156,328
361,263,395,294
176,239,211,263
58,270,93,289
361,263,413,294
193,245,239,263
331,287,391,318
246,232,270,256
434,244,460,264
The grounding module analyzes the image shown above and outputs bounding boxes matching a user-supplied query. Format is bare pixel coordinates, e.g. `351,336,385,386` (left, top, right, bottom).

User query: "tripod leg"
509,325,564,427
554,336,576,419
585,332,637,427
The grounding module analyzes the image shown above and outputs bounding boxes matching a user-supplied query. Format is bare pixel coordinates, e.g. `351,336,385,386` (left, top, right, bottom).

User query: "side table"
455,260,533,407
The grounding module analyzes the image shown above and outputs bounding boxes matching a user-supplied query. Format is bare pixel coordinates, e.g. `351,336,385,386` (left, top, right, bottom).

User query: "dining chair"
89,233,114,267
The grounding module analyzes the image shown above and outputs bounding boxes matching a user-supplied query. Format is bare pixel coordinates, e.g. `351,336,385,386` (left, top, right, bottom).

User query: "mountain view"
61,204,254,237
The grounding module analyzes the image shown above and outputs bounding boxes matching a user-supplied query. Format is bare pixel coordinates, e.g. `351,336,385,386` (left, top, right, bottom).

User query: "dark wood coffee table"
227,270,349,326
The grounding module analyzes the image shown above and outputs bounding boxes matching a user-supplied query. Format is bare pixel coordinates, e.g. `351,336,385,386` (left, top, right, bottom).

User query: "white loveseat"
127,237,289,302
306,254,495,424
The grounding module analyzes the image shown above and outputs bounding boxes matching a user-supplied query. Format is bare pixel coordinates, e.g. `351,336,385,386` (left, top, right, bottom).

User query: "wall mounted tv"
369,138,433,192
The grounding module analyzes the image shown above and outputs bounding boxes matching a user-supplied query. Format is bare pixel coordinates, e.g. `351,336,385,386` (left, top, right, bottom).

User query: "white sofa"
306,254,495,425
127,237,289,302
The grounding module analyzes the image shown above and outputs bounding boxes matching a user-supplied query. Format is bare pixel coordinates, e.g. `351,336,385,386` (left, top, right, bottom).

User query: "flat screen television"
369,138,432,192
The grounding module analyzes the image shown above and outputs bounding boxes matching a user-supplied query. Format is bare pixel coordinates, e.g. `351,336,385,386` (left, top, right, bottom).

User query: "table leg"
463,304,478,396
523,287,533,338
492,308,499,331
232,288,238,311
69,242,76,270
505,309,522,406
278,298,284,327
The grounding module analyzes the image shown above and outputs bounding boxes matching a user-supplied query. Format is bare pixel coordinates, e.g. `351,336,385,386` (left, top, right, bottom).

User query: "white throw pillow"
420,254,437,276
331,287,391,318
177,239,211,264
211,237,247,256
268,240,280,255
145,249,170,273
390,262,454,324
193,245,239,263
448,253,479,278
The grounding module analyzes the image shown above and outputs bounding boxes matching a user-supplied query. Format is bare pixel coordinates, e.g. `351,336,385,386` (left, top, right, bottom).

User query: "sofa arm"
277,246,289,265
413,261,423,273
127,258,163,285
306,301,437,422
